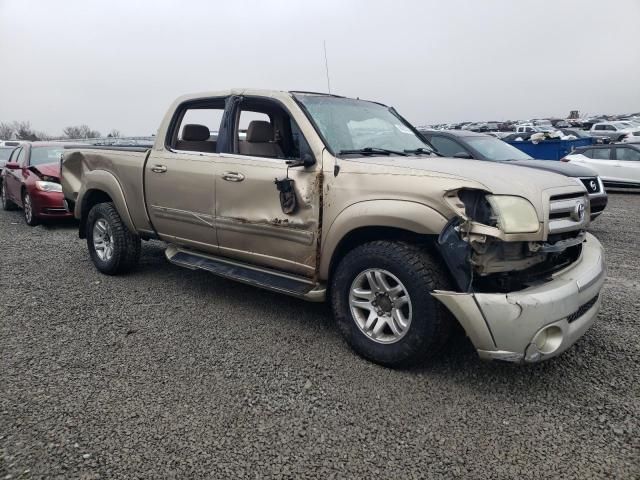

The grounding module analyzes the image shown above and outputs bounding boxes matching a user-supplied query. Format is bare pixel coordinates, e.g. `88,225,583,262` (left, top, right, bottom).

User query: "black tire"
330,241,454,368
1,180,17,211
22,191,39,226
86,202,141,275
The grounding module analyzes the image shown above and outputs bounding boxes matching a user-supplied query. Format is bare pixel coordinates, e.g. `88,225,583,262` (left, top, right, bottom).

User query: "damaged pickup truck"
61,89,606,367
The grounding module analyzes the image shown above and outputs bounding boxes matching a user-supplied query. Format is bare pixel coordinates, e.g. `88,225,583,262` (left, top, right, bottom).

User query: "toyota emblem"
589,180,597,191
573,202,586,222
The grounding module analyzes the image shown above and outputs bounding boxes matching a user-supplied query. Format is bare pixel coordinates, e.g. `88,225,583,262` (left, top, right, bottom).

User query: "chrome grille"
548,192,589,234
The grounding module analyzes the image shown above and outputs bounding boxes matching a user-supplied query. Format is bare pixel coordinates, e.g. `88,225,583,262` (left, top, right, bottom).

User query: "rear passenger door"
213,96,322,278
144,97,226,253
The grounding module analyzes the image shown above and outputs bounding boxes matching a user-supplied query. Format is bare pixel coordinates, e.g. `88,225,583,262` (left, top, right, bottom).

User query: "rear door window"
16,147,26,166
170,98,227,153
616,147,640,161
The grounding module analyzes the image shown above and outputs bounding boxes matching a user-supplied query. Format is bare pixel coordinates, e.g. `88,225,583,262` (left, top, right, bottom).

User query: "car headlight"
35,181,62,192
485,195,539,233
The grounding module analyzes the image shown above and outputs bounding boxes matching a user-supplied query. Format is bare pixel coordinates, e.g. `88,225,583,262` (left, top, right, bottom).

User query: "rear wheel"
1,180,16,211
86,202,141,275
330,241,454,368
22,191,38,226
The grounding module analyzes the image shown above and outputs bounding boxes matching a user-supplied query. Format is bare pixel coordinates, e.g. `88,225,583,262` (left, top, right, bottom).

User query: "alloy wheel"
93,218,114,261
349,268,413,344
23,193,33,223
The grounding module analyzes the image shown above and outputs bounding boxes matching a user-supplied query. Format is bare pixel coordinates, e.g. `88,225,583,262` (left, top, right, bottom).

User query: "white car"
621,131,640,144
589,122,640,142
563,144,640,189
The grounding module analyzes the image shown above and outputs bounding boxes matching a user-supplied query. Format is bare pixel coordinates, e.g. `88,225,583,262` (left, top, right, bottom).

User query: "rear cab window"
169,98,226,153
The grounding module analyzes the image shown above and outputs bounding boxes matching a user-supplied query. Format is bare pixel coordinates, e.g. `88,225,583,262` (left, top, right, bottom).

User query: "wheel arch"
320,200,449,280
76,170,135,239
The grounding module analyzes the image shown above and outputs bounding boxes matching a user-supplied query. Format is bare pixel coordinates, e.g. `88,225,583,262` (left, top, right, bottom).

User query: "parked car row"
1,89,611,369
426,112,640,135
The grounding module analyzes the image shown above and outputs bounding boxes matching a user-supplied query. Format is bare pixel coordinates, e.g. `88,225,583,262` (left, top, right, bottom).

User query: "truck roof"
172,89,342,104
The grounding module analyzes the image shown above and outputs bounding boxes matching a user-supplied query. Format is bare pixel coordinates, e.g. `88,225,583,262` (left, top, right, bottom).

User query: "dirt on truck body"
61,89,606,367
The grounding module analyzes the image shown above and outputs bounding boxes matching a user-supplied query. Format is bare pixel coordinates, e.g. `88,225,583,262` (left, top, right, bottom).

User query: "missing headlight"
457,189,496,227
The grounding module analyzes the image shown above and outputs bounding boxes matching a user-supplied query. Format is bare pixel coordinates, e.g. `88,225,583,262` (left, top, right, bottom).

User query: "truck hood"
344,155,580,197
506,159,598,177
30,162,61,180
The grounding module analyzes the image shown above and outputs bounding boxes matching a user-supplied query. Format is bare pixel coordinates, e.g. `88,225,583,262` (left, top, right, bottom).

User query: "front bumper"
433,233,606,363
589,192,608,219
30,189,74,219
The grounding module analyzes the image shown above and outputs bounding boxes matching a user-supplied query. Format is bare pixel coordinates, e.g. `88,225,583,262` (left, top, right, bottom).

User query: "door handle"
151,165,167,173
222,171,245,182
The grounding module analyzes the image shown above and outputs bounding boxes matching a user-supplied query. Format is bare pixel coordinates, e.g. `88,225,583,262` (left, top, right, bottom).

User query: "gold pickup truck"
61,89,606,367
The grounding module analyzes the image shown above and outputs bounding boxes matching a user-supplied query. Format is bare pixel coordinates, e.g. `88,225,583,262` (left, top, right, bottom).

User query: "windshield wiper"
403,147,437,155
338,147,408,157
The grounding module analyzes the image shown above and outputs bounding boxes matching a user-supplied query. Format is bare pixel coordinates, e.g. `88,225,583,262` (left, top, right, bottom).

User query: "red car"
1,142,78,226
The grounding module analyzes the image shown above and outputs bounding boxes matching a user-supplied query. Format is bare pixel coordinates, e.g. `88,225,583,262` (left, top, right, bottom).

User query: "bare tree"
13,121,39,141
0,122,15,140
35,130,52,141
63,126,83,139
107,129,121,138
63,125,101,139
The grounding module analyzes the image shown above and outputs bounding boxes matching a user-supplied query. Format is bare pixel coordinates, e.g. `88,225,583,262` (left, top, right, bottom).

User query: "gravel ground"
1,194,638,479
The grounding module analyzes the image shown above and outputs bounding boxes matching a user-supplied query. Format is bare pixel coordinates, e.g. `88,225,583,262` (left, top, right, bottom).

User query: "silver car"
589,121,640,142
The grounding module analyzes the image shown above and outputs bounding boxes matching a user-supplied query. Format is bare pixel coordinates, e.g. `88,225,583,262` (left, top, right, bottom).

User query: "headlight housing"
35,181,62,193
486,195,539,233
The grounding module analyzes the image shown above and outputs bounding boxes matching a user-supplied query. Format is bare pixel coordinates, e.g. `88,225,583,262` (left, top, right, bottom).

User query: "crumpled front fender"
432,233,606,363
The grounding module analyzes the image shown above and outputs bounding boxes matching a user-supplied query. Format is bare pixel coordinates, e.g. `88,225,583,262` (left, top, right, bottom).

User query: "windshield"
466,137,532,161
30,147,65,166
614,122,631,129
295,95,428,154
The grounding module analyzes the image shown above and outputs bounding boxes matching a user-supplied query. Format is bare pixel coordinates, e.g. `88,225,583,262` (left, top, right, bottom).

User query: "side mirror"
453,151,473,159
4,162,20,170
301,152,315,167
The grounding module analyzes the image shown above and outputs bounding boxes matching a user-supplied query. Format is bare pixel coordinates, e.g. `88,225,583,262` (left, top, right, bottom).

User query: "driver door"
213,97,322,278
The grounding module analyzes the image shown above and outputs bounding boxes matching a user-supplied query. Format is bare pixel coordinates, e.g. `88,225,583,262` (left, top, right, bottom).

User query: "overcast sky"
1,0,639,136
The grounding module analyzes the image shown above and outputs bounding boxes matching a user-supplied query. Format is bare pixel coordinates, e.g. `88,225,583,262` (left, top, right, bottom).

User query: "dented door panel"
214,154,322,277
144,150,219,252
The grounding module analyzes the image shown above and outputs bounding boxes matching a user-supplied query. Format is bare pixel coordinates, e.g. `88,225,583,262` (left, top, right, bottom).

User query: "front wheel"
86,202,141,275
330,241,454,368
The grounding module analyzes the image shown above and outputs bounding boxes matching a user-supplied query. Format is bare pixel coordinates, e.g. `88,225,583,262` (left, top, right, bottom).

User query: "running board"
165,245,326,302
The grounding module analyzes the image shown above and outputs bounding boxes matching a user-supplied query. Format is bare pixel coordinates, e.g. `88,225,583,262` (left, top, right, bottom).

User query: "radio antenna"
323,40,332,94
